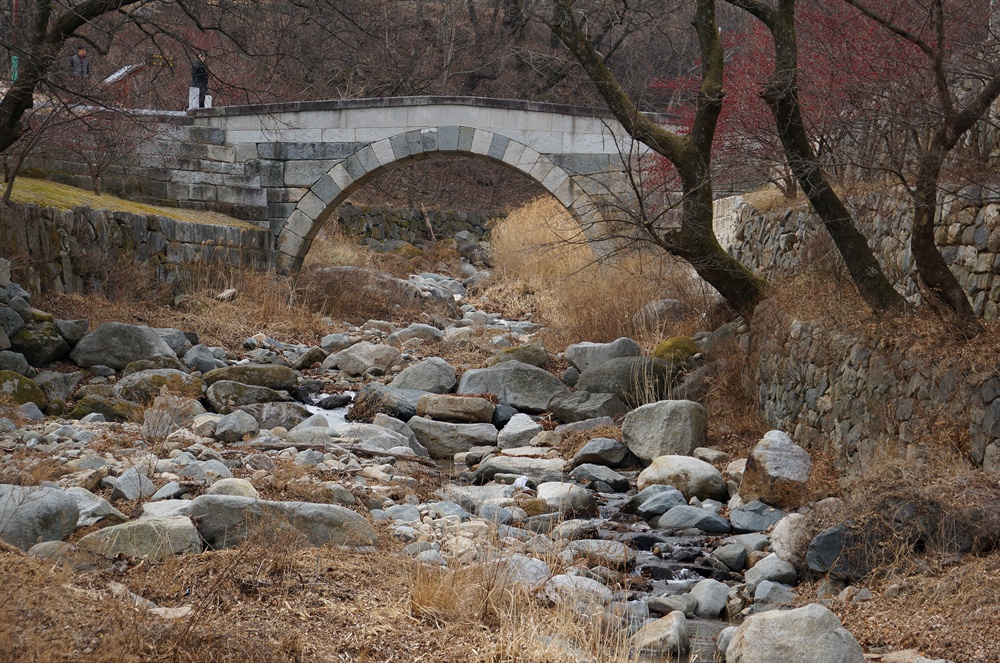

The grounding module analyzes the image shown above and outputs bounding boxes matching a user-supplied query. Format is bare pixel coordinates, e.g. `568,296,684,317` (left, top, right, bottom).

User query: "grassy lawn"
7,176,261,230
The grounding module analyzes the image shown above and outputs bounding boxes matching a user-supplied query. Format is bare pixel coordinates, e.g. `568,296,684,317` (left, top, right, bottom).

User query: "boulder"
64,487,128,527
740,431,812,508
0,484,79,550
236,402,311,430
371,414,423,454
389,357,456,393
292,346,328,370
571,437,628,468
630,611,690,656
214,410,261,443
77,516,201,562
69,322,178,370
154,328,192,357
188,495,377,549
569,464,629,492
202,364,296,390
689,578,730,618
142,393,207,440
111,467,156,501
184,345,227,373
637,455,728,500
205,380,290,414
0,350,30,376
207,478,258,498
497,413,543,449
656,505,731,534
536,482,597,517
566,539,636,567
0,370,46,409
388,322,444,344
472,456,566,483
542,574,612,610
457,361,569,413
407,416,498,458
730,501,785,534
547,390,629,423
744,553,797,592
416,394,495,423
32,370,83,404
68,395,143,422
621,400,708,463
113,369,204,404
487,342,549,368
9,322,71,366
329,342,401,376
771,513,811,568
725,603,864,663
0,306,25,338
651,336,699,364
575,356,676,407
634,488,687,519
350,383,426,422
564,337,641,373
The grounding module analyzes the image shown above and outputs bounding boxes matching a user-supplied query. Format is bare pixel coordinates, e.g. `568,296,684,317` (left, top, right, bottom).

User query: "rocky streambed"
0,261,952,663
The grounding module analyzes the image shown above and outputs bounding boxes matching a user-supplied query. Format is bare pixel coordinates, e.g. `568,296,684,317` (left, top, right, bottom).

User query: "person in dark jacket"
191,53,209,108
69,45,90,79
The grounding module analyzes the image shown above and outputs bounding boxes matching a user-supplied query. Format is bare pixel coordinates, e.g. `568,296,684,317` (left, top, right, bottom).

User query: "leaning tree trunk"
550,0,767,321
911,138,982,338
761,3,907,314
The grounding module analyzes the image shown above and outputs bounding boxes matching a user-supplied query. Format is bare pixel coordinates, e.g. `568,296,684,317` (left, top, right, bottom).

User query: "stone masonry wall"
337,204,492,243
723,189,1000,475
0,204,273,296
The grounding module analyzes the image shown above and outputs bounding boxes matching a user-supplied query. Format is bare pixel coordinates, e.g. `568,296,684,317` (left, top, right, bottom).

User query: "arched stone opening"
274,126,610,271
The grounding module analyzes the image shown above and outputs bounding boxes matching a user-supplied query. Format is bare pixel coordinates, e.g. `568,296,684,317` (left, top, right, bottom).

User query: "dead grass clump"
834,552,1000,663
483,197,719,352
0,449,71,485
297,265,424,324
835,449,1000,581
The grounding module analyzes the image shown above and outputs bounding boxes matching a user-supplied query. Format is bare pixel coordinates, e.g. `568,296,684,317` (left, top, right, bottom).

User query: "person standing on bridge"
69,45,90,80
190,52,210,109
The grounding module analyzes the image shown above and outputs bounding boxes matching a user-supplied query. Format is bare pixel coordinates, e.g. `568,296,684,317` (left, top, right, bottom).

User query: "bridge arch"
274,125,606,271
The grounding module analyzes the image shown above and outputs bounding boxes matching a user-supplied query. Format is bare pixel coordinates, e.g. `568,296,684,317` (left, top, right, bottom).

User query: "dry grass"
480,197,718,352
832,552,1000,663
8,177,260,229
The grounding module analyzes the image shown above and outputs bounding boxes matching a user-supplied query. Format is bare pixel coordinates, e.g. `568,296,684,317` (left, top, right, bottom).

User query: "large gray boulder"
350,383,426,422
537,482,598,517
637,455,728,500
564,337,641,373
571,437,628,468
725,603,864,663
202,364,296,389
154,328,192,357
575,357,676,407
689,578,730,618
0,485,79,550
70,322,178,370
235,402,311,430
329,342,401,376
740,431,812,508
630,611,689,657
0,370,46,409
473,456,566,483
184,345,227,373
497,413,543,449
205,380,290,413
390,357,456,393
9,322,71,366
65,487,128,527
744,553,797,592
416,394,495,423
457,360,569,413
188,495,377,549
77,516,201,562
622,400,707,463
547,390,629,423
143,393,207,439
113,369,204,404
214,410,261,443
656,505,731,534
32,370,83,405
407,416,498,458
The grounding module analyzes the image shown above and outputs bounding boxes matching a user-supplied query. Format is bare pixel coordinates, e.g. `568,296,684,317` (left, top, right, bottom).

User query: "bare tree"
546,0,767,320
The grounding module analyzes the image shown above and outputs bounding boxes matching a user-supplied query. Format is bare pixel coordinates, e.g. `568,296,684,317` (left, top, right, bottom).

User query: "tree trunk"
912,140,982,337
725,0,906,314
549,0,767,320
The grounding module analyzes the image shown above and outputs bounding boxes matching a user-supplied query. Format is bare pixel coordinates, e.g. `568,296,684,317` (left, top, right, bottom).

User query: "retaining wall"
0,204,274,296
725,189,1000,475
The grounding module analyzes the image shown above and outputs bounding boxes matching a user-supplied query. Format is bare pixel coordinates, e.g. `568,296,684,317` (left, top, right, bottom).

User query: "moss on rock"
0,370,48,409
652,336,700,365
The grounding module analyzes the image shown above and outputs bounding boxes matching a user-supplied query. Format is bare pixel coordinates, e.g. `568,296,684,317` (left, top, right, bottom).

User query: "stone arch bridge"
47,97,679,270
